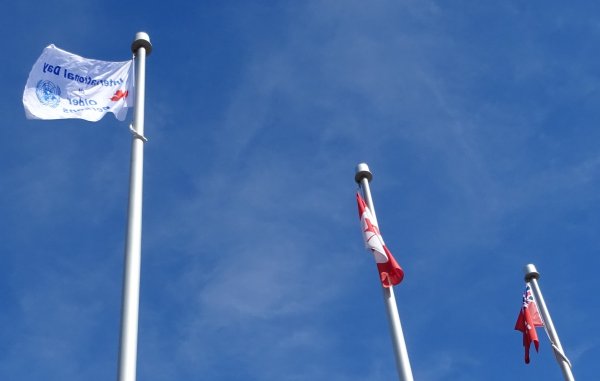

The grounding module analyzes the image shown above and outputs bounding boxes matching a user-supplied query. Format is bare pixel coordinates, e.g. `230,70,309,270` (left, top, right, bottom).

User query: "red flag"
356,192,404,287
515,284,544,363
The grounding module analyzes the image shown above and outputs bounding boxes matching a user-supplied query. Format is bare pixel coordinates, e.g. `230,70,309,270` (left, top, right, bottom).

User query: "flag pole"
524,264,575,381
117,31,152,381
355,163,414,381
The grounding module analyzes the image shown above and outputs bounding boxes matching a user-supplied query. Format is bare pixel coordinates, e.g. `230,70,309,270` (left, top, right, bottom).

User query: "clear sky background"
1,1,599,380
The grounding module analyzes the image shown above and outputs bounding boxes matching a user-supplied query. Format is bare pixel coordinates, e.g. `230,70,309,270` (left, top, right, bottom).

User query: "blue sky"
1,1,599,380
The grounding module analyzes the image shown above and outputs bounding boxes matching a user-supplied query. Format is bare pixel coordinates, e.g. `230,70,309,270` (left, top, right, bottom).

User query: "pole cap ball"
523,263,540,282
131,32,152,55
355,162,373,183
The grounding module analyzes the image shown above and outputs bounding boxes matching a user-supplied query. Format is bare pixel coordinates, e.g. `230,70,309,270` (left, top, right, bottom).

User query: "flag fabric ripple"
514,284,544,364
356,192,404,287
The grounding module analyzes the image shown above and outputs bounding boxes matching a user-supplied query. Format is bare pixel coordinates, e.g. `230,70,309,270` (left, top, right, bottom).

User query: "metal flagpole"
355,163,414,381
524,264,575,381
117,32,152,381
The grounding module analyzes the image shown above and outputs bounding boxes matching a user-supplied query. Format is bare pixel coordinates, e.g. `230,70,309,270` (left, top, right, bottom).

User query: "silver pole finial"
524,263,540,282
131,32,152,55
355,162,373,183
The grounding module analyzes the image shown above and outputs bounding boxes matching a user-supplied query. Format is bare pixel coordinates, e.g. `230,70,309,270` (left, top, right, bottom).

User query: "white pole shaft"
356,165,414,381
117,32,151,381
524,265,575,381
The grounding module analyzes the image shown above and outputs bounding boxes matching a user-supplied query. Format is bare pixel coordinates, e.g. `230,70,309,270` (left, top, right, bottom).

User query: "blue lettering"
43,63,61,75
62,105,109,114
58,68,124,87
69,97,98,106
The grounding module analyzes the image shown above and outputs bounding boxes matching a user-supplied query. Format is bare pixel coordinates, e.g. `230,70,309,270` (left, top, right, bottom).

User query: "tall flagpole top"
524,263,540,282
131,32,152,56
355,162,373,183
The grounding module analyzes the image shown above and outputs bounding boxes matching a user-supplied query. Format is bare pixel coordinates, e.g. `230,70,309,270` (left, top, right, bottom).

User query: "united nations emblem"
35,80,61,108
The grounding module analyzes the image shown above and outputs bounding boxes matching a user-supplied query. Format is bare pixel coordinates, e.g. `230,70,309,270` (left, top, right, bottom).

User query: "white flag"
23,45,133,122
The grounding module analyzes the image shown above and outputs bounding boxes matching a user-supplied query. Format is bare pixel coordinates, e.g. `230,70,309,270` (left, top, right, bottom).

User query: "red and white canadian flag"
356,192,404,287
515,284,544,364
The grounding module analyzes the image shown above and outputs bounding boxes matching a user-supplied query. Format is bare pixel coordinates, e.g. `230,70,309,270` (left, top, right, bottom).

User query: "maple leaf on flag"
356,192,404,287
111,90,128,101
